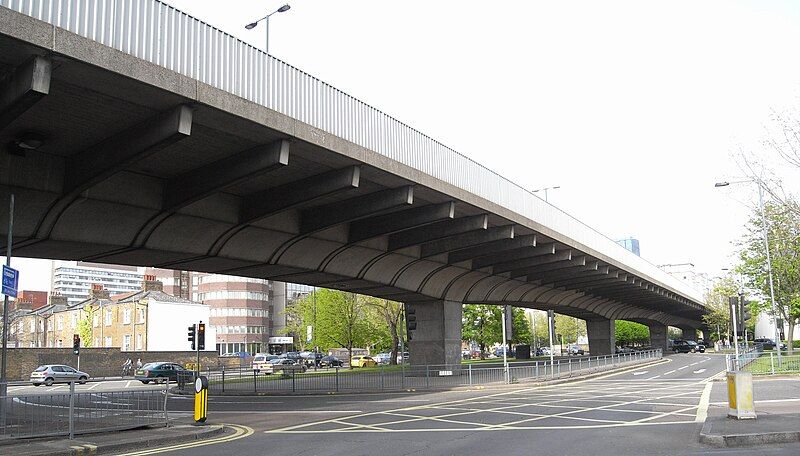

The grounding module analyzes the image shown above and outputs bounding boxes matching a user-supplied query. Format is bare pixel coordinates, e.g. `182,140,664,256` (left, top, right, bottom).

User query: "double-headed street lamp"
532,185,561,203
715,179,781,365
245,4,291,55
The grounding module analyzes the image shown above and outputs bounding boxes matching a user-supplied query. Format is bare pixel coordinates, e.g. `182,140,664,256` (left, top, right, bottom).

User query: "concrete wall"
3,348,226,381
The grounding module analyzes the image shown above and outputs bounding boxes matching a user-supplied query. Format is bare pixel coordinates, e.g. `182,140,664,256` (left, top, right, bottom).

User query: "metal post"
1,195,14,398
501,306,509,383
221,366,225,393
732,302,740,370
770,352,775,375
468,363,473,386
758,184,782,367
380,364,384,390
253,368,257,393
265,15,270,55
426,365,430,389
68,381,75,439
335,366,339,392
292,370,295,393
547,310,555,367
163,378,169,426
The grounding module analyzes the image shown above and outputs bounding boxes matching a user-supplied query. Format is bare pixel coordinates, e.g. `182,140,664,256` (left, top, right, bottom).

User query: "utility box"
726,371,756,420
515,345,530,359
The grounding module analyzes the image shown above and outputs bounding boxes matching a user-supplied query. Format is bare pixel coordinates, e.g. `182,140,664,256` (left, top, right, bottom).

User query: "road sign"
1,265,19,298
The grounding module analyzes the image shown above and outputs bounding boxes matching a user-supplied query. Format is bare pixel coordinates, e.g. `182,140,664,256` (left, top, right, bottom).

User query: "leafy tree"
615,320,649,346
554,314,585,346
78,307,94,347
739,200,800,354
703,277,738,343
462,305,500,358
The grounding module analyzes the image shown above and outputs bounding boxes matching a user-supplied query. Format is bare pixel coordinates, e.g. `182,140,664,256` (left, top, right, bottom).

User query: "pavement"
700,376,800,447
0,423,238,456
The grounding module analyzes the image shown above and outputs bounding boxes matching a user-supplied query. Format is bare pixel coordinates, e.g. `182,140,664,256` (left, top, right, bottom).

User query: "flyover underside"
0,8,704,332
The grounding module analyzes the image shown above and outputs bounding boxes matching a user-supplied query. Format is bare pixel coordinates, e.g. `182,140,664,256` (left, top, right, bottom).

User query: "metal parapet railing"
177,350,663,395
0,380,169,440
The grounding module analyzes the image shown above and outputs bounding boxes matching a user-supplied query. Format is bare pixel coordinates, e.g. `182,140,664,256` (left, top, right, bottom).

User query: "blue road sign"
2,265,19,298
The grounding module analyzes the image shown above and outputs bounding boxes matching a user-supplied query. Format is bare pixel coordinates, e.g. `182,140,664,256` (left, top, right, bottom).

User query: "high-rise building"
51,261,144,305
616,238,641,256
658,263,713,297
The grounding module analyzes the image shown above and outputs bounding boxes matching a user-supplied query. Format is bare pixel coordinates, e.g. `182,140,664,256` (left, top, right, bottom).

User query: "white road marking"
695,382,713,422
214,410,364,414
125,381,132,388
693,369,706,374
87,382,101,390
645,375,662,380
663,370,677,375
632,372,647,376
677,366,688,370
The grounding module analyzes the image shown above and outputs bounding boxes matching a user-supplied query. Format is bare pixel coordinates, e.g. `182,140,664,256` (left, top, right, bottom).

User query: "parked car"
283,351,302,360
320,355,343,368
753,338,787,350
374,353,392,364
397,352,410,363
536,347,552,356
351,355,377,368
672,340,705,353
616,346,635,354
135,362,191,384
251,354,275,374
567,345,584,356
270,358,307,373
220,351,252,359
30,364,89,386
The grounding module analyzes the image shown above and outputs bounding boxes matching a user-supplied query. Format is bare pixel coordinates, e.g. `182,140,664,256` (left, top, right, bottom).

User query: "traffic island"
6,423,228,456
700,413,800,447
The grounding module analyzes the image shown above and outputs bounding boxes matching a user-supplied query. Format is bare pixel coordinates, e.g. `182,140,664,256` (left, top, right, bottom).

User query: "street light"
715,179,782,365
531,186,560,203
245,4,291,55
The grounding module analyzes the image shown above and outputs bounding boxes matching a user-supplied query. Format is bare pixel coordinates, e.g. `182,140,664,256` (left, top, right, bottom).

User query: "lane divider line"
694,382,713,422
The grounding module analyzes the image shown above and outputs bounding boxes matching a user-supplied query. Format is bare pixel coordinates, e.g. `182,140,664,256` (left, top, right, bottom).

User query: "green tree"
703,277,739,343
510,307,531,344
462,305,500,358
78,308,94,347
554,314,585,346
615,320,649,346
739,200,800,354
364,297,404,365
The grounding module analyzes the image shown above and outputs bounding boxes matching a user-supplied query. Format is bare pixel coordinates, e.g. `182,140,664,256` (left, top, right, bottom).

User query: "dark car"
672,340,704,353
135,362,192,383
753,338,787,350
320,355,343,368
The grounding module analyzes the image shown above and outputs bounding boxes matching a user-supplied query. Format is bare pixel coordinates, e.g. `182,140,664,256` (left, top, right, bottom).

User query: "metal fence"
725,343,764,371
736,351,800,376
0,380,169,440
0,0,703,302
178,350,662,395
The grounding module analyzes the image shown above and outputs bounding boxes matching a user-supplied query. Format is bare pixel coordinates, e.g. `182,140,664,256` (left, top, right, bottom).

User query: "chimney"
14,299,33,311
141,274,163,292
89,283,110,299
49,293,68,306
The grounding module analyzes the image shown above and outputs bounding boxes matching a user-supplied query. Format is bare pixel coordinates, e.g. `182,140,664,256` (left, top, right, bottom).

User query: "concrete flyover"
0,2,705,366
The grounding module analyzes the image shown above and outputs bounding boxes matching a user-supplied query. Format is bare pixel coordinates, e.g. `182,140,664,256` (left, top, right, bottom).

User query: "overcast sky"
6,0,800,292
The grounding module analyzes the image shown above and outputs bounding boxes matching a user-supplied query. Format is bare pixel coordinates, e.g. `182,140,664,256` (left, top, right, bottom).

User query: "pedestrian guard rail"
725,343,763,371
177,349,663,395
0,379,169,440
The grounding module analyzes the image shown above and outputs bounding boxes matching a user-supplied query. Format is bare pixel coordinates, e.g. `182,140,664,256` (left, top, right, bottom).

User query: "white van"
251,354,276,374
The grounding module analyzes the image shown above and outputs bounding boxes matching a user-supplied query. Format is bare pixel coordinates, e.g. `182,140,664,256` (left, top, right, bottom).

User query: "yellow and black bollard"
194,375,209,423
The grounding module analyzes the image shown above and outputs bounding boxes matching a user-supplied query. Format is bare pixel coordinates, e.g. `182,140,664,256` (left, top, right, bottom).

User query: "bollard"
727,371,756,419
194,376,209,423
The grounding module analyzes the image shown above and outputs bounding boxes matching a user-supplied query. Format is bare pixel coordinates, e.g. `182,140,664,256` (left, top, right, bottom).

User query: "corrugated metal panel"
0,0,704,304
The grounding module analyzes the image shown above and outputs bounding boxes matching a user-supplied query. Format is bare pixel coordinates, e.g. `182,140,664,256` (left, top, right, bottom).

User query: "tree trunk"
348,343,353,370
390,324,399,366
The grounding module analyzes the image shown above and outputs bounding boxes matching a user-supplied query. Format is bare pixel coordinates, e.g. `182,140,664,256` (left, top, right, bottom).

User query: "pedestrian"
136,358,142,369
123,358,132,376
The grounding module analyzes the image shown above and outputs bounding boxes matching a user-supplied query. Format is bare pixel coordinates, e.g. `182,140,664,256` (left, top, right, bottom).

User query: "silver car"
30,364,90,386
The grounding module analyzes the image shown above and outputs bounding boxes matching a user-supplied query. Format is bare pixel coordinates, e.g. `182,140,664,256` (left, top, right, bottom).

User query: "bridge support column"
586,319,616,356
407,300,462,366
678,326,697,342
648,323,669,352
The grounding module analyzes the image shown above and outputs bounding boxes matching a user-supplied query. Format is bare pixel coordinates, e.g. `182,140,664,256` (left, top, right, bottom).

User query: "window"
56,317,63,330
39,320,44,331
94,337,100,347
71,313,78,329
105,309,112,326
123,335,131,351
29,320,35,333
136,333,142,350
93,315,99,327
29,341,35,348
104,336,112,347
137,308,145,323
123,309,131,325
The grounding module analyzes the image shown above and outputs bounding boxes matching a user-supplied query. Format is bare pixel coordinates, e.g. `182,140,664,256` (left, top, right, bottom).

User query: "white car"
251,354,275,374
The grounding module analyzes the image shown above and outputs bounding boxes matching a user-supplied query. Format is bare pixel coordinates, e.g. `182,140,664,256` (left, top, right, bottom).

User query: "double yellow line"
116,424,254,455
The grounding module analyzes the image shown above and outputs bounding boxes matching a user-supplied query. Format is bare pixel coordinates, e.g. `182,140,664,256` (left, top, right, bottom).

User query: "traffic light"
197,322,205,350
406,307,416,341
188,324,196,350
73,334,80,355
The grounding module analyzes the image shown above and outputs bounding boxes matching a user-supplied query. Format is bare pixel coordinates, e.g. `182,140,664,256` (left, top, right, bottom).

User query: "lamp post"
715,180,781,365
531,185,561,203
245,4,291,55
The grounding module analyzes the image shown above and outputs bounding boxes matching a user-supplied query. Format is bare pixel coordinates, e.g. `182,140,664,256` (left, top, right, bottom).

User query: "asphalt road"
122,353,800,456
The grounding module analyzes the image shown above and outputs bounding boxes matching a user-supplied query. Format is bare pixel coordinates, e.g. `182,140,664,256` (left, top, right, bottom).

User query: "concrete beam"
387,214,488,251
65,105,193,195
240,165,360,224
0,55,51,132
472,243,556,269
488,247,566,274
349,202,454,243
549,270,621,288
447,235,536,264
510,255,588,279
407,300,462,366
587,319,616,356
164,139,290,212
299,186,413,234
420,225,515,258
